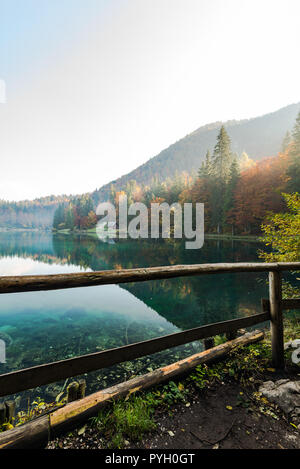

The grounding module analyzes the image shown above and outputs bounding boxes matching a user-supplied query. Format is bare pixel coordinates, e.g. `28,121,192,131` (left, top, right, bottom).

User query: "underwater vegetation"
0,231,269,413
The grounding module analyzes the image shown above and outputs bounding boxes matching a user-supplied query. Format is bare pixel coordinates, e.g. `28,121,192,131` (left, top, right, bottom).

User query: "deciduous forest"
53,112,300,236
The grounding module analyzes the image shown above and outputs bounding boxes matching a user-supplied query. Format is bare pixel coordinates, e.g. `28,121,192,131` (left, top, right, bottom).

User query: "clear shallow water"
0,231,268,407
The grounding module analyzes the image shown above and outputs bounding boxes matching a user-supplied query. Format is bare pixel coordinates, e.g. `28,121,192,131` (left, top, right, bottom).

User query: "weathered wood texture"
269,271,284,369
0,330,263,448
263,298,300,312
49,331,264,434
0,415,49,449
0,403,5,425
77,379,86,400
0,400,16,425
0,262,299,294
4,401,15,423
66,382,79,403
0,311,269,398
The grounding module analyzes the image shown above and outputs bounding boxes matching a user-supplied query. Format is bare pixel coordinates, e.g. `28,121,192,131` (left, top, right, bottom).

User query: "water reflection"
0,231,268,406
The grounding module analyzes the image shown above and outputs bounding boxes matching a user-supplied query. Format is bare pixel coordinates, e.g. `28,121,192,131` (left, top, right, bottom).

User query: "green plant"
214,334,228,346
189,362,225,389
91,396,156,449
0,395,66,432
159,381,187,405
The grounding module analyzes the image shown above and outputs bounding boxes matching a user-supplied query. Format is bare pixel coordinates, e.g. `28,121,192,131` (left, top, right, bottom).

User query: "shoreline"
0,227,261,242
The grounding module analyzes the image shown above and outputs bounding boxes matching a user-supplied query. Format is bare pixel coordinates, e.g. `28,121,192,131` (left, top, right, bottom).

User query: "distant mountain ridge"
1,101,299,229
93,102,300,202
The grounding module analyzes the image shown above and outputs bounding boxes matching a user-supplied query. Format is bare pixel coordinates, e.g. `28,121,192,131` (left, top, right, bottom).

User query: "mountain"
0,195,74,230
1,101,299,229
93,102,300,203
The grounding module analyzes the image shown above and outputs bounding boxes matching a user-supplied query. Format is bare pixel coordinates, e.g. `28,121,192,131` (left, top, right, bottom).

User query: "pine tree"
291,112,300,156
65,205,75,230
52,204,65,230
281,131,292,152
287,111,300,192
211,126,233,183
223,158,240,232
210,126,233,232
198,150,212,178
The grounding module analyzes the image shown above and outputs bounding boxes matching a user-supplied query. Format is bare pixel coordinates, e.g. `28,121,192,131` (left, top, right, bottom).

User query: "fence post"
5,400,15,423
0,403,5,425
269,270,284,369
77,379,86,400
67,382,79,403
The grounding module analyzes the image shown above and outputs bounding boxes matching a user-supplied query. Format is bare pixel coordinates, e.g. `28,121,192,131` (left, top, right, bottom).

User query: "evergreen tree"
65,204,75,230
281,131,292,152
211,126,233,182
287,112,300,192
291,112,300,156
223,158,240,232
210,126,233,232
53,204,65,229
198,150,212,178
53,195,96,231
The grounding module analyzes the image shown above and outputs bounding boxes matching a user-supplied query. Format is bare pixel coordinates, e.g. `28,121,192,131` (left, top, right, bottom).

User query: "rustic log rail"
0,331,264,449
0,262,299,294
0,312,270,398
0,262,299,399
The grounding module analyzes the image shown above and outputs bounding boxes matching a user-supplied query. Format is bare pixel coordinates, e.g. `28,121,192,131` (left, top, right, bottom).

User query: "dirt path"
47,380,300,450
133,382,300,449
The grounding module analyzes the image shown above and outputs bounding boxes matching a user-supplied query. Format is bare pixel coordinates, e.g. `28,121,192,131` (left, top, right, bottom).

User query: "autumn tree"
230,154,289,234
259,192,300,262
259,192,300,297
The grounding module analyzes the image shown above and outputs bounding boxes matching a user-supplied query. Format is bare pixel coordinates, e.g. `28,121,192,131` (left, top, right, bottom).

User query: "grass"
87,314,299,448
91,396,156,449
1,315,299,447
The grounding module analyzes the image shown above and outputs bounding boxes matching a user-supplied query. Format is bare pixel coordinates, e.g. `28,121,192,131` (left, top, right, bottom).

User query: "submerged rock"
45,383,64,398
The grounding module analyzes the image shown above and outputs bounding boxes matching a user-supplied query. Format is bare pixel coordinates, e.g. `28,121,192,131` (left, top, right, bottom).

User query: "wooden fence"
0,262,299,399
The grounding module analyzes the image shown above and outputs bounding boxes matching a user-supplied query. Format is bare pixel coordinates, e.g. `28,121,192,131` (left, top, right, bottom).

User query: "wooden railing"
0,262,299,399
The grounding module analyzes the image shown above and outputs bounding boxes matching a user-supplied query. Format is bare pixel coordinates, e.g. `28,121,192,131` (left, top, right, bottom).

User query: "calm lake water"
0,231,269,406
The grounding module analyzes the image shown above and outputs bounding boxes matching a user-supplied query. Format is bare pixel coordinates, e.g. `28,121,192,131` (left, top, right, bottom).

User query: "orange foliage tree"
228,153,289,234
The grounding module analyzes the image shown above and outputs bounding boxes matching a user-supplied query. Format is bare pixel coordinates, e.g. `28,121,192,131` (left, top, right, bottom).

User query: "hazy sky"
1,0,300,201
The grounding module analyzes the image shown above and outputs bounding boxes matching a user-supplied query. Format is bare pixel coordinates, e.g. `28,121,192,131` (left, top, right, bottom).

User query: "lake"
0,231,269,406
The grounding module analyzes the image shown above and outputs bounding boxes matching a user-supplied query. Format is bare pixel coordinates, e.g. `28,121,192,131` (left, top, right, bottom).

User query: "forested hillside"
93,102,300,204
0,195,73,229
1,103,299,230
53,110,300,236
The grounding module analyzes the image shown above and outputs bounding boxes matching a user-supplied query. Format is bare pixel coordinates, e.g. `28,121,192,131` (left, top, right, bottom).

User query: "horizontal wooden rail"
0,262,297,399
0,331,264,449
262,298,300,312
0,311,270,398
0,262,299,294
282,298,300,310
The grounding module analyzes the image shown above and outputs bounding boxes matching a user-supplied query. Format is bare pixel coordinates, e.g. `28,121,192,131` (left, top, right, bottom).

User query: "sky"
0,0,300,202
